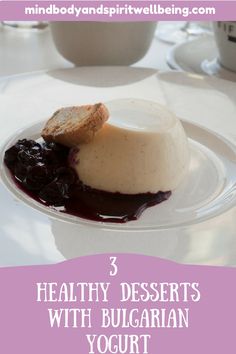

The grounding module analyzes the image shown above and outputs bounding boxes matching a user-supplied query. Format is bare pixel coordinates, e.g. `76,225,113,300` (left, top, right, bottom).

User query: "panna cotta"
72,99,190,194
4,99,190,223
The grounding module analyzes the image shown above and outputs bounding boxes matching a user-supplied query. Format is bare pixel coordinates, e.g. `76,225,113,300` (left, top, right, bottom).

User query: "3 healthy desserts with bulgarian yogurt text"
4,99,190,223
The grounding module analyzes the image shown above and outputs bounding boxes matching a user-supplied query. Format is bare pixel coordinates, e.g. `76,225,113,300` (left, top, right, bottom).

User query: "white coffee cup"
50,22,157,66
213,21,236,72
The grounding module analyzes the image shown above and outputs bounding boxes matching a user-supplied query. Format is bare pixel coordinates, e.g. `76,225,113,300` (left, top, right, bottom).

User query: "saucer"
167,34,236,82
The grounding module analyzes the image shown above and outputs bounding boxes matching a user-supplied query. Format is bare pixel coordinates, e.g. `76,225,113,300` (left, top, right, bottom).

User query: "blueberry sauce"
4,139,171,223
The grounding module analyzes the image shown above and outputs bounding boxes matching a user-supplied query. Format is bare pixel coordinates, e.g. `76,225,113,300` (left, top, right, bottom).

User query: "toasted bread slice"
41,103,109,147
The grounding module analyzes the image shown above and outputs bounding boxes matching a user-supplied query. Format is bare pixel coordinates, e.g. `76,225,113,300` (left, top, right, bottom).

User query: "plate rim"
165,34,236,82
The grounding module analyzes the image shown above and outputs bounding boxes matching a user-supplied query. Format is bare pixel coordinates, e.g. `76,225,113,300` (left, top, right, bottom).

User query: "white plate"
1,67,236,267
1,119,236,232
167,34,236,82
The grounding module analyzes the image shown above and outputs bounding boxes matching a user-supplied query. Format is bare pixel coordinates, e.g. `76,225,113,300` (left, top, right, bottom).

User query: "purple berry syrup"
4,139,171,223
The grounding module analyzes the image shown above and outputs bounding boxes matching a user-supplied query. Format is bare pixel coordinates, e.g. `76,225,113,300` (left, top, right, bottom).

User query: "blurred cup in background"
50,22,157,66
213,21,236,72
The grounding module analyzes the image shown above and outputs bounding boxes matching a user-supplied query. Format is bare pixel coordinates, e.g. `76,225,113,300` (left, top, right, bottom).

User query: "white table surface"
1,23,236,268
0,23,170,77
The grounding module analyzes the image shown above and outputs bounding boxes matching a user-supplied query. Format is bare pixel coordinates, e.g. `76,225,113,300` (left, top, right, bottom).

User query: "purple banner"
0,254,235,354
0,1,236,21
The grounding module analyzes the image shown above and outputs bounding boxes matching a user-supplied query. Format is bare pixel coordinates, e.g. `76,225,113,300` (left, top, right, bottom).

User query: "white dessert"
72,99,190,194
